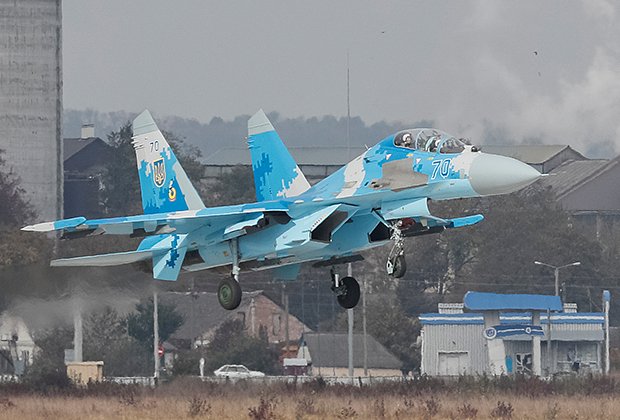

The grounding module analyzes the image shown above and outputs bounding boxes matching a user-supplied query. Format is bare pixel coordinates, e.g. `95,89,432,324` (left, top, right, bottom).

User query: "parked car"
213,364,265,379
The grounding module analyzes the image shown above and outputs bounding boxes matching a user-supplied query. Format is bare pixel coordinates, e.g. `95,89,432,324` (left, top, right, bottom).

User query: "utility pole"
546,308,552,376
347,263,354,381
362,277,368,376
316,281,321,377
153,290,160,380
283,284,290,355
604,290,611,374
535,261,580,377
73,299,83,363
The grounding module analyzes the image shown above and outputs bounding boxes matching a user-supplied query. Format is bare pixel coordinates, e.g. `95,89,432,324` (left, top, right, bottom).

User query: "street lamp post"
534,261,581,296
533,260,580,377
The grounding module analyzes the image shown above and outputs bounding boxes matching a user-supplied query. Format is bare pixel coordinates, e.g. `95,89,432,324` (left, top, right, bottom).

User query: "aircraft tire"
391,255,407,278
218,278,242,310
337,276,360,309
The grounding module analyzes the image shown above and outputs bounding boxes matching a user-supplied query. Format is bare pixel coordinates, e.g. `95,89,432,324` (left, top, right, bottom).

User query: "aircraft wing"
21,202,290,239
24,202,293,281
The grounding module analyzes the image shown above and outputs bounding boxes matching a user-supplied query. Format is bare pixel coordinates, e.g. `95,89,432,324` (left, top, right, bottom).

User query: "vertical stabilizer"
132,110,205,214
248,110,311,201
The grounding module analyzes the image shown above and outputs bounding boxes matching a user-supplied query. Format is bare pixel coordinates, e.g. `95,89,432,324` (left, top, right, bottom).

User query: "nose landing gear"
331,269,361,309
386,221,407,278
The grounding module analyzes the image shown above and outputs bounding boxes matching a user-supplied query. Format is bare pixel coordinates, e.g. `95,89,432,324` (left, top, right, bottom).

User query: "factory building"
0,0,63,221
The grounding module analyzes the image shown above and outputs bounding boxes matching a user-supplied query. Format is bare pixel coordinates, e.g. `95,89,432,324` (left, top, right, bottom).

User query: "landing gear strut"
387,222,407,278
218,238,242,310
331,268,360,309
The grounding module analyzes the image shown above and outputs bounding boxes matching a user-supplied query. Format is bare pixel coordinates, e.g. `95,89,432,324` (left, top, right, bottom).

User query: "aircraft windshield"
393,129,466,154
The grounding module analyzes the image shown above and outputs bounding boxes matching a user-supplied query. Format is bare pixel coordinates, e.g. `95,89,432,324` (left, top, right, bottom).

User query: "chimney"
81,124,95,139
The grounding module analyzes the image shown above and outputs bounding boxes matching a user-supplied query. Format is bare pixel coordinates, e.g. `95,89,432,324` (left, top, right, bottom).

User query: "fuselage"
175,128,540,273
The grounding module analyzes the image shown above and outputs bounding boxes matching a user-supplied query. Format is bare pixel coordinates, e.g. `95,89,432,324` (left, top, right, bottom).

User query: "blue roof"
464,292,563,311
419,312,604,325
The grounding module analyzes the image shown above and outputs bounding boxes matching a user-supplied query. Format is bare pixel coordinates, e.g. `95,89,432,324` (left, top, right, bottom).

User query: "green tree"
364,296,421,372
100,123,140,215
0,149,51,265
83,306,150,376
0,149,54,311
332,294,421,372
127,299,184,347
204,319,280,375
0,150,36,227
23,327,73,389
204,165,256,206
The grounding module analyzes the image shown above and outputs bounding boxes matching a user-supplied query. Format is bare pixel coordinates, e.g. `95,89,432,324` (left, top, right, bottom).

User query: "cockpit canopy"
393,129,469,154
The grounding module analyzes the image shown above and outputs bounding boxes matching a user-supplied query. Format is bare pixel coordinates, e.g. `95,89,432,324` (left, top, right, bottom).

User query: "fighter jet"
23,110,541,310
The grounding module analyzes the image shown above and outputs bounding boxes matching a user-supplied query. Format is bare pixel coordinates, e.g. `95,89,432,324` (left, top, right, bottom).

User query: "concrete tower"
0,0,63,222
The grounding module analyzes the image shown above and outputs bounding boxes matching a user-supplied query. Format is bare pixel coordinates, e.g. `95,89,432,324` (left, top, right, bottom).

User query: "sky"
63,1,620,154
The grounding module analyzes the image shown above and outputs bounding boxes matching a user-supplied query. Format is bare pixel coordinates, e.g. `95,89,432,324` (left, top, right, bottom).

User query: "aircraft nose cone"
469,153,541,196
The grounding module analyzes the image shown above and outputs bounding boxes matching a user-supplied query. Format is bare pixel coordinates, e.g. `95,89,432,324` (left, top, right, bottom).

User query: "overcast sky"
63,1,620,154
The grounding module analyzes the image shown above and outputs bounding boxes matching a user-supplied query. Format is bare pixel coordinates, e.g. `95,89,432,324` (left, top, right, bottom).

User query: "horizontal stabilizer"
51,250,153,267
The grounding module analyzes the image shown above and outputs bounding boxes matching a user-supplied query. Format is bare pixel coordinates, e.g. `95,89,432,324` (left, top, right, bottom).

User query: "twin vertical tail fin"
247,110,311,202
132,110,205,214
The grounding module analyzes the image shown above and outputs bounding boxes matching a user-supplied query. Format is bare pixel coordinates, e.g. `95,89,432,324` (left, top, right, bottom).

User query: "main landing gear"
386,221,407,278
330,268,361,309
217,277,242,310
218,238,242,310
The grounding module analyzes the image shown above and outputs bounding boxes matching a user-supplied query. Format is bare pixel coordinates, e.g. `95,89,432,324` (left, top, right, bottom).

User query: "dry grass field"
1,393,620,419
1,375,620,419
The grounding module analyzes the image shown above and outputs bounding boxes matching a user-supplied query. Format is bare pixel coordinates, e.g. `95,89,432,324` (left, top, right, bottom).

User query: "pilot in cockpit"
402,132,413,148
427,133,441,153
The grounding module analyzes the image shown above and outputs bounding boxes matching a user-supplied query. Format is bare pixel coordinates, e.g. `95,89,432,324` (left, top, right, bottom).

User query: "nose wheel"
331,269,360,309
387,222,407,278
387,254,407,278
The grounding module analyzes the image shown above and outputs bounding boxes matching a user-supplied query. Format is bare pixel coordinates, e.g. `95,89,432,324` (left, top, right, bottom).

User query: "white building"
420,301,605,376
0,313,37,376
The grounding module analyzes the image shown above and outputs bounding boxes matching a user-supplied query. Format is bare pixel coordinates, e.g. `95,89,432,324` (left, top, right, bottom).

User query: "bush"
171,349,204,376
490,401,514,419
187,396,211,417
455,403,478,419
22,358,72,392
248,396,278,420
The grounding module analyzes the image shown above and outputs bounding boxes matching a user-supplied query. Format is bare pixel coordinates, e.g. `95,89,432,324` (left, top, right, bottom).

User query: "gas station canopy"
464,292,563,312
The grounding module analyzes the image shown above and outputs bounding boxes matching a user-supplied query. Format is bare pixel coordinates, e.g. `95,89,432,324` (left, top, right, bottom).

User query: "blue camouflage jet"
23,110,541,310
